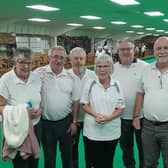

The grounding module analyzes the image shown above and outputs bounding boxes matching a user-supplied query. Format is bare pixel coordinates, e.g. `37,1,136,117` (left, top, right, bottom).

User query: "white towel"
3,104,29,148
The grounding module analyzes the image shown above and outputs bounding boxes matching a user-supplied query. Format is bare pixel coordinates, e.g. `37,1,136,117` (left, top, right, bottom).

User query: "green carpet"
0,130,164,168
0,130,134,168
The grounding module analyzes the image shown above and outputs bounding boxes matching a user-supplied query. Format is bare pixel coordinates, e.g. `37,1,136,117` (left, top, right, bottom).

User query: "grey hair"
117,39,135,49
154,36,168,50
13,47,33,61
48,45,67,57
95,54,114,74
69,47,86,60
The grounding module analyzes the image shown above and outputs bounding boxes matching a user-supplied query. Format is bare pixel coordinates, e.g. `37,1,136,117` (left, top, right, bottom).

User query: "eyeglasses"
17,60,32,66
119,48,133,52
50,55,64,60
96,65,110,69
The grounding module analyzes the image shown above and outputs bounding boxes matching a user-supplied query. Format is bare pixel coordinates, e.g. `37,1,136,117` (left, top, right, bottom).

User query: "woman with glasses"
0,47,42,168
80,54,125,168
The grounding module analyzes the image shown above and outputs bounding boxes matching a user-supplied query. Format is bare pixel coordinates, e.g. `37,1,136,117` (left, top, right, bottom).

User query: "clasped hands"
95,113,109,124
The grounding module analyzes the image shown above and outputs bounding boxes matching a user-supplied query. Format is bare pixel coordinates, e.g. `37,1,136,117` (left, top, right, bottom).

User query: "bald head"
154,36,168,50
154,36,168,65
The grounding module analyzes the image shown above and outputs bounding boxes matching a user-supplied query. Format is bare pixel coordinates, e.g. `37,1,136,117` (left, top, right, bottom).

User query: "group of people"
0,36,168,168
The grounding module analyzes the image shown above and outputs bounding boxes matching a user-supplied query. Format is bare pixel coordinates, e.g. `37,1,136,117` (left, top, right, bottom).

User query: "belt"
144,118,168,126
42,114,72,123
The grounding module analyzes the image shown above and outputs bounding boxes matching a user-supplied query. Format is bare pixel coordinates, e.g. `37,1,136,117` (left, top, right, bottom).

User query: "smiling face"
14,58,33,80
154,37,168,64
49,49,65,74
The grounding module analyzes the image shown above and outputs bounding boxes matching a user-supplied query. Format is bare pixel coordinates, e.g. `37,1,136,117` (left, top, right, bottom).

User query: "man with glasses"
113,40,148,168
133,37,168,167
35,46,80,168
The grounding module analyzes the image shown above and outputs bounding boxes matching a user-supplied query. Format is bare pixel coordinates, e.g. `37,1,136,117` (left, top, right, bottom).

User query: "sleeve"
80,79,94,104
72,76,80,101
0,75,10,100
115,81,125,109
136,72,145,93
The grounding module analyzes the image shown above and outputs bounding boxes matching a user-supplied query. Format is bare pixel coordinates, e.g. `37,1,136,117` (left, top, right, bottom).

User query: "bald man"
133,36,168,167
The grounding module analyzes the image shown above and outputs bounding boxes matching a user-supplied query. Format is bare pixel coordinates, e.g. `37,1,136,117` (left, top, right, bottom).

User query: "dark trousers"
120,119,143,168
84,136,118,168
72,122,83,168
12,121,41,168
42,115,73,168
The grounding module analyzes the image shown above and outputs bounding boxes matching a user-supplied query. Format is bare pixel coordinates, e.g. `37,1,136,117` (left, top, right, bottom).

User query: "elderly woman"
0,47,42,168
80,55,125,168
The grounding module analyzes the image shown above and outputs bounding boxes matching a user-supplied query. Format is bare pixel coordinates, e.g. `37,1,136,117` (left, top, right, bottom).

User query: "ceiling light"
131,25,144,28
153,34,159,36
67,23,83,26
146,28,155,30
126,31,134,33
144,11,164,16
165,31,168,34
110,0,140,5
163,19,168,22
156,30,164,32
92,26,106,30
26,5,60,11
111,21,127,25
80,16,101,20
137,32,144,34
28,18,51,22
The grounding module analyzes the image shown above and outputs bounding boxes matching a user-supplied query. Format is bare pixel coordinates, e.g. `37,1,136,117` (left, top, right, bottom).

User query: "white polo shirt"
113,59,148,119
80,77,125,141
137,62,168,122
35,65,80,121
68,68,95,122
0,69,42,125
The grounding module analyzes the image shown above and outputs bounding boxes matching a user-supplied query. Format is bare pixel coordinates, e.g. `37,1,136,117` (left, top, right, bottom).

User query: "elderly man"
69,47,95,168
35,46,80,168
113,40,148,168
133,37,168,167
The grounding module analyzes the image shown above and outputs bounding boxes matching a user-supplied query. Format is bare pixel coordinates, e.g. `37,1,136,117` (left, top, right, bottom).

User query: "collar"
119,57,137,64
10,68,35,84
46,64,67,77
95,75,117,87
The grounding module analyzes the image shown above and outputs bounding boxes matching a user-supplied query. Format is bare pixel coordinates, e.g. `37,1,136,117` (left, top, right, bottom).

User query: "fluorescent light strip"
144,11,164,16
146,33,152,35
137,32,144,34
146,28,155,30
111,21,127,25
26,5,60,11
28,18,51,22
131,25,144,28
126,31,135,33
110,0,140,5
92,26,106,30
80,16,101,20
67,23,83,26
163,19,168,22
156,30,164,32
